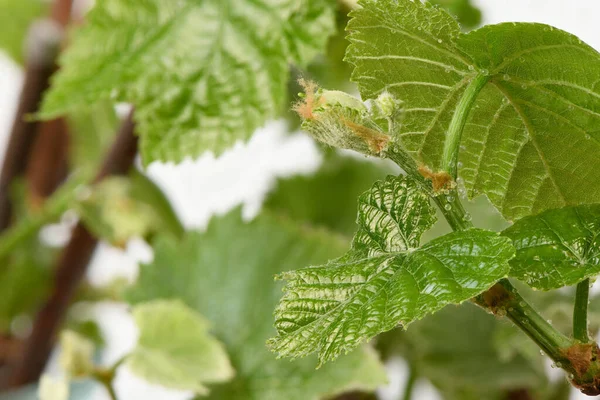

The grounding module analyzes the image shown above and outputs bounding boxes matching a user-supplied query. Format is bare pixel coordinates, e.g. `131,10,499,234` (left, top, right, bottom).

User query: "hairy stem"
442,73,489,179
401,365,417,400
574,279,590,343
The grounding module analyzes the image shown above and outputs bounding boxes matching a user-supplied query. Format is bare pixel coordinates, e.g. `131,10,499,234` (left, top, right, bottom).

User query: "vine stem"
401,365,416,400
574,279,590,343
441,73,489,179
4,113,138,388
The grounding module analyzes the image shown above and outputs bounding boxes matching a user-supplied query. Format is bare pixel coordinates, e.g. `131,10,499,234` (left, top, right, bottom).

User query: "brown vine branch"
3,113,138,388
0,22,63,232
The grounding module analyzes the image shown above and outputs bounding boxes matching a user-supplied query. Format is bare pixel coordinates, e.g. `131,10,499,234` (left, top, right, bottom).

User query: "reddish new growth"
418,164,454,192
342,118,389,154
293,78,322,120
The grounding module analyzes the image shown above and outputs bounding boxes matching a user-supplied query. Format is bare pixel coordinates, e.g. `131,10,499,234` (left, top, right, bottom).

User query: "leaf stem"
442,73,489,179
402,365,417,400
574,279,590,343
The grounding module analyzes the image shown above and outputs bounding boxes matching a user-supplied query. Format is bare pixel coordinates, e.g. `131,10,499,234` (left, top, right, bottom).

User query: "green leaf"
377,303,546,399
502,204,600,290
127,299,234,395
0,0,47,64
59,330,95,379
352,175,437,255
127,210,387,399
269,176,514,364
264,153,394,236
38,375,69,400
66,101,119,174
76,172,183,246
40,0,336,164
346,0,600,221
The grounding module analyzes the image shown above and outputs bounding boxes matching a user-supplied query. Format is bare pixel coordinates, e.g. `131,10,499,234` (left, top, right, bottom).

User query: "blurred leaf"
503,205,600,290
66,101,119,174
377,303,547,399
76,171,183,246
430,0,481,30
38,375,69,400
59,330,95,379
127,300,234,395
265,154,394,236
41,0,337,164
65,319,105,347
0,0,47,64
127,210,387,399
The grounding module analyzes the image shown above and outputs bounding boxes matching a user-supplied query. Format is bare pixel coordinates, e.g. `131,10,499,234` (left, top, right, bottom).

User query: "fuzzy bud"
294,79,391,156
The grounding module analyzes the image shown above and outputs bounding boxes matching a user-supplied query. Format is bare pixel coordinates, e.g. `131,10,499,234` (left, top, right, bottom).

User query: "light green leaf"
40,0,336,164
59,330,95,379
269,175,514,364
38,375,69,400
127,210,387,399
127,300,234,395
346,0,600,221
66,101,119,174
76,172,183,246
0,0,47,64
502,204,600,290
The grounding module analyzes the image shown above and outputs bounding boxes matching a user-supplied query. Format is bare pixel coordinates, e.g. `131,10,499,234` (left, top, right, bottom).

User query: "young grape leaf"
127,210,387,399
40,0,336,164
269,175,514,364
0,0,47,64
127,300,234,395
346,0,600,221
503,204,600,290
352,175,437,255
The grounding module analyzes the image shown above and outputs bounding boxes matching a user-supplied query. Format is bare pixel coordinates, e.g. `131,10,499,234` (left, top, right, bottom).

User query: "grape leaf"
66,102,119,174
269,175,514,364
40,0,336,164
127,300,234,395
503,204,600,290
346,0,600,221
127,210,386,399
0,0,47,64
377,303,546,400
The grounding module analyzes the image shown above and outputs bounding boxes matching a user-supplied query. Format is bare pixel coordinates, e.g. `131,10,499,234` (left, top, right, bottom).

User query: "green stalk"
442,73,489,179
402,365,417,400
0,181,76,261
574,279,590,343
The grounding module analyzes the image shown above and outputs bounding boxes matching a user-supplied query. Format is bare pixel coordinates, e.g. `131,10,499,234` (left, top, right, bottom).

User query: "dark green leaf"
503,205,600,290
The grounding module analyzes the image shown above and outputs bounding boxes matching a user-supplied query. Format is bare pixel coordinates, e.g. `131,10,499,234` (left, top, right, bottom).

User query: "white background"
0,1,599,399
